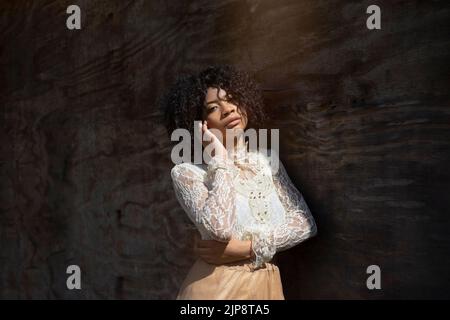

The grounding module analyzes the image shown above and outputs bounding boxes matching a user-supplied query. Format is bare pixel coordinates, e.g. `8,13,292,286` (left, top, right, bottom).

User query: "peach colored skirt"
176,258,285,300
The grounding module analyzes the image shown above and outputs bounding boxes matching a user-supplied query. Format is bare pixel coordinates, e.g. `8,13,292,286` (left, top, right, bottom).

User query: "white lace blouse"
170,146,317,269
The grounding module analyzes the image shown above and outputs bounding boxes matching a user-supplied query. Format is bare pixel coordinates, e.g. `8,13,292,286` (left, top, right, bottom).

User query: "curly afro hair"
160,65,266,142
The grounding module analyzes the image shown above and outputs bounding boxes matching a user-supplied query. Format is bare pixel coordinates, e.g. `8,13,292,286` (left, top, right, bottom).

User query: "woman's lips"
224,115,241,129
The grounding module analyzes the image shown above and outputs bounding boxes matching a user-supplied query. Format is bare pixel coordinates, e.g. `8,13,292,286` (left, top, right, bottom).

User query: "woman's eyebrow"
206,99,221,105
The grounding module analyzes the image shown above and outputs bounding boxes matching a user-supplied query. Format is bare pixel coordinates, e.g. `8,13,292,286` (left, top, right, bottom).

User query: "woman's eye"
208,106,219,112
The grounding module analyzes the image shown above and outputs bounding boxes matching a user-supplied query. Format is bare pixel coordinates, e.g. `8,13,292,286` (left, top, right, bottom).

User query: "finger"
197,239,224,248
201,254,218,262
196,239,212,248
195,247,213,255
197,121,203,136
197,245,226,258
194,247,210,256
201,256,213,264
204,257,224,265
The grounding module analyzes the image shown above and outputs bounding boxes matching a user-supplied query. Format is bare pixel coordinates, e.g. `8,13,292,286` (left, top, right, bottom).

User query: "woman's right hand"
198,120,227,159
194,234,254,265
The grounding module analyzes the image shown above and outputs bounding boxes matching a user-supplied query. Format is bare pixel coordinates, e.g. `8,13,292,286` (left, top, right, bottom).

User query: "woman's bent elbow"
309,221,318,238
210,230,232,242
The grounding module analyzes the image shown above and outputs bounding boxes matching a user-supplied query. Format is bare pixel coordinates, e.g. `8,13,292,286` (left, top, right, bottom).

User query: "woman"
161,65,317,299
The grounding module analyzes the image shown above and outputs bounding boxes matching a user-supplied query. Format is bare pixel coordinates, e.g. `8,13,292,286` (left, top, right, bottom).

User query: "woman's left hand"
194,235,253,265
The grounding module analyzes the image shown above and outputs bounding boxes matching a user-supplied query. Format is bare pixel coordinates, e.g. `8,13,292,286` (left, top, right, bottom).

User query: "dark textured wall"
1,0,449,299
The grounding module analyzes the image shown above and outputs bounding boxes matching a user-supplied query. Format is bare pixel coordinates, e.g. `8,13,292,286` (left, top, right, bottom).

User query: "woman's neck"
224,135,247,161
224,135,246,150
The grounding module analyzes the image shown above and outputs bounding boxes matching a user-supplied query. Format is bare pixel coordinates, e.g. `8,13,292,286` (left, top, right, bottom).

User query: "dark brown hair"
160,65,266,140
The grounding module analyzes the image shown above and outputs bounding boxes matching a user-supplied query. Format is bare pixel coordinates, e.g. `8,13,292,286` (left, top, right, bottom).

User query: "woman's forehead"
205,87,228,101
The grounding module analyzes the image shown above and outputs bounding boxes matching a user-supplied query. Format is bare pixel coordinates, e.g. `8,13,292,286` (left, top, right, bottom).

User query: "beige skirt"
176,258,285,300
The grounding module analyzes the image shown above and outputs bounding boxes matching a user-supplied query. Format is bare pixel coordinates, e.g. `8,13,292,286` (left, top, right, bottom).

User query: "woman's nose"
222,104,236,117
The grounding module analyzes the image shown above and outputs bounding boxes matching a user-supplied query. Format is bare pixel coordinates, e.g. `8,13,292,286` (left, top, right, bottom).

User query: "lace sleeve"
271,158,317,251
250,151,317,267
170,156,237,242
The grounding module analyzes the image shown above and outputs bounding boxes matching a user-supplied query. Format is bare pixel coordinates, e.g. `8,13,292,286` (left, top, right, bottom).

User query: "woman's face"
202,87,248,140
